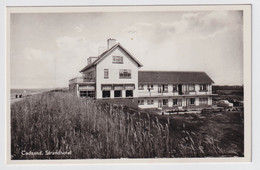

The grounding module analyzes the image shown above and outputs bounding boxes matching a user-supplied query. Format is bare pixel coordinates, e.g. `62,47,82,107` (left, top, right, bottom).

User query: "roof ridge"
139,71,214,83
139,70,206,73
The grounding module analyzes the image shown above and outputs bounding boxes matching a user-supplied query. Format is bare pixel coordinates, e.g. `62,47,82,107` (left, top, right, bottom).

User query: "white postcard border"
1,1,258,170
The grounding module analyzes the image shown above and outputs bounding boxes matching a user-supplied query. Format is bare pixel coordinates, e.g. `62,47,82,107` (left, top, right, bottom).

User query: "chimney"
107,38,116,49
98,46,106,55
87,57,98,65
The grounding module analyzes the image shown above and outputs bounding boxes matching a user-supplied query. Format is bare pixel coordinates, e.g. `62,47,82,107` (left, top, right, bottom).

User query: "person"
15,94,17,98
19,94,22,98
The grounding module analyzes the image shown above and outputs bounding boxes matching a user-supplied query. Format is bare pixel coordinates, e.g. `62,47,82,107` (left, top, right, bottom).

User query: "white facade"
96,47,139,99
69,39,215,110
137,83,213,109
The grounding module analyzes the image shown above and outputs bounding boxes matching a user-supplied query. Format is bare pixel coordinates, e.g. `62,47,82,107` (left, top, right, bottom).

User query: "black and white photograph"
6,5,251,163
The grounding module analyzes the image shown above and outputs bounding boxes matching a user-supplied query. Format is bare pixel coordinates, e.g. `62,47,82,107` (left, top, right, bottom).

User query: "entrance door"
158,100,162,108
178,84,183,95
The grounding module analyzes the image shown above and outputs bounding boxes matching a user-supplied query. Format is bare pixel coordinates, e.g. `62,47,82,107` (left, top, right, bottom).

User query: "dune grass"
11,92,231,159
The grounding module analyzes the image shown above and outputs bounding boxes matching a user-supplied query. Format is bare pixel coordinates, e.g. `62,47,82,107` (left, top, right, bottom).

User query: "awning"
114,85,124,90
125,85,135,90
102,85,112,90
79,86,95,91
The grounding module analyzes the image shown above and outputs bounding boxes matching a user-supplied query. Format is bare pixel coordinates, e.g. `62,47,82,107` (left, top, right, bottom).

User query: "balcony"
138,90,213,97
69,77,95,85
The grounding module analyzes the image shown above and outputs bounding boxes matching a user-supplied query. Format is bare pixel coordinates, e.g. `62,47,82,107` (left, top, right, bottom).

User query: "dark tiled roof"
139,71,214,84
80,43,143,72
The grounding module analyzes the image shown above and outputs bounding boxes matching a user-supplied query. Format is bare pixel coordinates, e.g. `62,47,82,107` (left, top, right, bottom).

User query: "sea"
10,88,54,99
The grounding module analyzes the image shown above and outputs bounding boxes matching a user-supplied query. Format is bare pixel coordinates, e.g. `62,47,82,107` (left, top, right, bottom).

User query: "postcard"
6,5,251,164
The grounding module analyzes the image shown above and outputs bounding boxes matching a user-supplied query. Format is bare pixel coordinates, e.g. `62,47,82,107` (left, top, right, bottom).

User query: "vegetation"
11,92,243,159
212,85,244,101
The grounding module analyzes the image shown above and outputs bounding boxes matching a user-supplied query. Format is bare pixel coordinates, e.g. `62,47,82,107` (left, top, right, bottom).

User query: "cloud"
126,11,242,42
56,36,84,48
181,11,242,39
10,11,243,88
24,48,52,61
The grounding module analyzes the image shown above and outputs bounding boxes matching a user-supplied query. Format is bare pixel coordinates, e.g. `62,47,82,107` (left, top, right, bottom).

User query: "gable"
80,43,142,73
98,47,139,68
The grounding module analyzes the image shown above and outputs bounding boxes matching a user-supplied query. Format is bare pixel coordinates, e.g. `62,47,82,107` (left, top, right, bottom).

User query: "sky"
10,10,243,89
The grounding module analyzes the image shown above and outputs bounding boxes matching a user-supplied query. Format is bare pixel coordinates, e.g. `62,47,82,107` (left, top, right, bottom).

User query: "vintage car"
216,100,234,108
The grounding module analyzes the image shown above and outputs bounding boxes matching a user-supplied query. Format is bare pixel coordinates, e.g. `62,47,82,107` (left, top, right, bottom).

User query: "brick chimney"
107,38,116,49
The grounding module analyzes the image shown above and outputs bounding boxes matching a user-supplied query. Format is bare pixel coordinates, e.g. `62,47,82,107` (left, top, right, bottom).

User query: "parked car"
229,99,244,107
216,100,234,108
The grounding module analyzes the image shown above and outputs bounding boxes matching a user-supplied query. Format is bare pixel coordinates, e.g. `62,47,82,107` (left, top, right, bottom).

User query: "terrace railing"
69,77,95,84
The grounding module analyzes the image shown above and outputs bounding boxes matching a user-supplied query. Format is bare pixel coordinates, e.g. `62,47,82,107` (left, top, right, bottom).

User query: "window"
80,91,87,97
113,56,123,63
172,85,178,92
162,85,168,92
138,100,144,105
163,99,168,106
190,98,195,105
178,99,182,106
138,85,144,90
104,69,109,79
200,84,207,91
102,91,110,98
158,85,168,93
126,90,133,97
114,90,122,98
188,84,195,91
79,91,95,98
173,99,178,106
199,98,208,105
119,69,131,79
147,100,154,105
147,85,154,91
158,85,162,93
84,70,95,81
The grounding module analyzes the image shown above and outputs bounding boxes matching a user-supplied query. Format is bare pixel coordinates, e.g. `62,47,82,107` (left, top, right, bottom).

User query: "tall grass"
11,92,226,159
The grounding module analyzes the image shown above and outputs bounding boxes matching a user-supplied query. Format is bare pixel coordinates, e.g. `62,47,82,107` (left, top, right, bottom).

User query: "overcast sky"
10,10,243,89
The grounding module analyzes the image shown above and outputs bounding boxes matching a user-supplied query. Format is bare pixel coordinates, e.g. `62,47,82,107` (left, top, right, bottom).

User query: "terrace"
69,77,95,85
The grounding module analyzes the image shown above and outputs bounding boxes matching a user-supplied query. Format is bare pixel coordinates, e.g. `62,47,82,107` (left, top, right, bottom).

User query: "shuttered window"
119,69,131,79
113,56,123,63
104,69,109,79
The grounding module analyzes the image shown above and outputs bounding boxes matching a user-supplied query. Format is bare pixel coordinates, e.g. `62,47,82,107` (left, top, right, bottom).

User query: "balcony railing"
69,77,95,84
138,90,212,97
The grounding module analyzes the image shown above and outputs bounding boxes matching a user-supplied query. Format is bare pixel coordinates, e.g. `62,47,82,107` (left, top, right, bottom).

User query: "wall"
138,96,213,109
138,84,213,97
138,99,159,109
69,83,78,96
96,47,139,99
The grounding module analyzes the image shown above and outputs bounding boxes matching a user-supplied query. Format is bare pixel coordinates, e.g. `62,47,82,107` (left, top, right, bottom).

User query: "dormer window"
113,56,123,63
